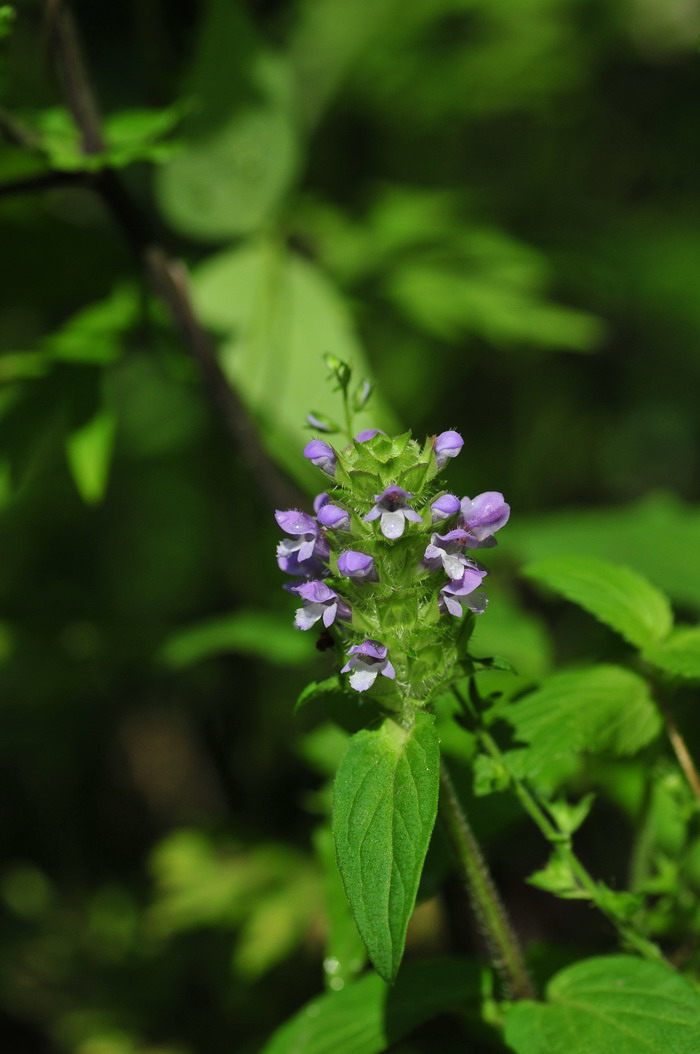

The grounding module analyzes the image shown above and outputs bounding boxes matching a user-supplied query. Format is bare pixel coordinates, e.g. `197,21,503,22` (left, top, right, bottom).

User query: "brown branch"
43,1,301,510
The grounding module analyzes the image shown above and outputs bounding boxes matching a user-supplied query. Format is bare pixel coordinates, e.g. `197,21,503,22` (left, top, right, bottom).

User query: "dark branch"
42,1,301,510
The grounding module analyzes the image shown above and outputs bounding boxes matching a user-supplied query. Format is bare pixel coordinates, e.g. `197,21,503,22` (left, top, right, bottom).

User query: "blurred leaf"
508,494,700,612
504,665,661,778
296,675,347,712
643,626,700,680
65,406,116,504
315,824,366,991
262,956,480,1054
523,555,673,650
156,0,299,240
333,714,440,981
193,239,399,482
233,869,319,979
159,610,313,668
0,5,14,42
504,955,700,1054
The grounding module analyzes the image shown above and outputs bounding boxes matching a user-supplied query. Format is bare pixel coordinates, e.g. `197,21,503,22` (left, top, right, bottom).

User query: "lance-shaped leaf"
504,955,700,1054
333,713,440,982
523,555,672,650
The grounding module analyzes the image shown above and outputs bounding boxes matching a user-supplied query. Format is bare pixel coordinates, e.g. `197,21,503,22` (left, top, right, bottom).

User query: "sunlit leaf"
65,407,116,504
643,626,700,680
504,665,661,777
504,955,700,1054
524,554,673,650
159,610,313,668
333,713,440,981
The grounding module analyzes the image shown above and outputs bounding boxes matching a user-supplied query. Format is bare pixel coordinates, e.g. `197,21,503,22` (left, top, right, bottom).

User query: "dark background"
1,0,700,1050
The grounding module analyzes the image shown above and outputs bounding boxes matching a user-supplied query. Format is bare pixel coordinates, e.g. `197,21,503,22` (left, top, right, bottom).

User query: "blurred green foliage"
1,0,700,1050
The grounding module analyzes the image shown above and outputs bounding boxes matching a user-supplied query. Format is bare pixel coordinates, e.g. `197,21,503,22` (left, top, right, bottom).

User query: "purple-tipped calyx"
317,504,351,530
337,550,378,582
341,639,396,693
434,430,464,469
363,485,422,540
430,493,461,524
423,529,473,580
460,492,510,546
355,428,385,443
440,567,488,618
291,580,350,630
303,439,337,476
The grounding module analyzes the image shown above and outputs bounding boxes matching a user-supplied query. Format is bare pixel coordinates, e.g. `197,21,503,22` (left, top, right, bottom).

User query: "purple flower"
434,431,464,469
439,567,488,618
460,492,510,546
423,529,472,580
275,509,330,575
337,550,378,582
314,492,330,515
430,493,461,524
290,580,350,630
341,639,396,693
355,429,385,442
318,504,351,530
303,439,337,476
363,485,423,540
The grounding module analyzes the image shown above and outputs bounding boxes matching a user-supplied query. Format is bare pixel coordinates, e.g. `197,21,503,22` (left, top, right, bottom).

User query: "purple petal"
348,639,388,661
431,493,461,522
318,504,350,528
434,430,464,469
443,595,463,618
275,509,317,536
363,506,381,522
460,492,510,540
322,602,338,628
442,552,467,580
381,661,396,680
303,439,337,476
292,580,336,603
402,508,423,524
313,492,330,514
355,429,385,442
337,551,375,578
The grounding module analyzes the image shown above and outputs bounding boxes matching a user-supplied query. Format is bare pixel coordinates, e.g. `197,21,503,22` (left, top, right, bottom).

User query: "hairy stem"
438,760,534,999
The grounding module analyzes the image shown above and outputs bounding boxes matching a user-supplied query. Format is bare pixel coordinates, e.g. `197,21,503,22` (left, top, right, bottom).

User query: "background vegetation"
1,0,700,1050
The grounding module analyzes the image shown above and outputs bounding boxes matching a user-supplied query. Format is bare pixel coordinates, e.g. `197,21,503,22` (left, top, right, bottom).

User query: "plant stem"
453,687,665,963
438,760,534,1000
660,701,700,805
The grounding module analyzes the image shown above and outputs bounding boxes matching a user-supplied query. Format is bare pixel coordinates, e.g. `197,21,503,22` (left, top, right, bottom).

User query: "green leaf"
507,494,700,612
193,240,399,484
158,611,313,668
505,665,661,778
333,713,440,981
524,554,673,650
156,1,299,240
643,626,700,680
65,407,116,504
262,956,480,1054
296,675,346,712
504,955,700,1054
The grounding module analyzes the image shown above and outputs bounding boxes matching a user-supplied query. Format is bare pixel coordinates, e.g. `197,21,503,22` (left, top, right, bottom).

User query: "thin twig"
662,704,700,804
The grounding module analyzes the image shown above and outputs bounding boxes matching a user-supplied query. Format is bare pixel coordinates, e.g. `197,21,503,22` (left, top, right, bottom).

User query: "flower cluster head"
275,425,509,708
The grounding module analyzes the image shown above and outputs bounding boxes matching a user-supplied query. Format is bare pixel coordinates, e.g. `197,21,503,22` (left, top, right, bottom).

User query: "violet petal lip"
317,504,350,528
460,492,510,540
275,509,317,536
347,639,387,660
355,428,385,442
